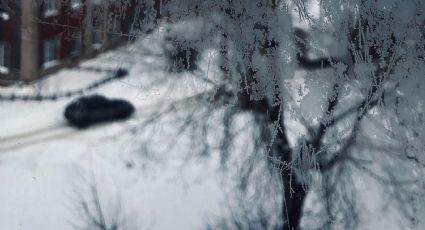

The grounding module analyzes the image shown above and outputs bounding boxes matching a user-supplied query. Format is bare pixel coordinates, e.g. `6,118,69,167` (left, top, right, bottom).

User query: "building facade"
0,0,159,84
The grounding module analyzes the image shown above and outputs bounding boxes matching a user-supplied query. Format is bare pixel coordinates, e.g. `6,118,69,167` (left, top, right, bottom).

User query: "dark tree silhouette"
144,1,425,229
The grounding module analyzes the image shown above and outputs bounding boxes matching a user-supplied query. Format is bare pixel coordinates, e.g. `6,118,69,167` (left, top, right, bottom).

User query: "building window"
92,29,102,50
43,0,59,17
43,38,59,69
70,30,81,56
70,0,82,9
0,42,10,74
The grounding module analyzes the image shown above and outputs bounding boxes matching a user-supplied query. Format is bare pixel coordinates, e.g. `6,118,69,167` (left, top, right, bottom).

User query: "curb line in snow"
0,68,128,102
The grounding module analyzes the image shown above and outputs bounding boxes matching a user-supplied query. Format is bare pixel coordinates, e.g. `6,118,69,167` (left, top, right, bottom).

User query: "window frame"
43,0,59,18
70,0,82,10
0,42,10,74
92,29,103,50
70,29,82,57
43,38,60,69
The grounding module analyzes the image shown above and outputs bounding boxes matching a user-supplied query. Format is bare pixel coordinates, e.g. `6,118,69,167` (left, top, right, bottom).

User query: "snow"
43,9,59,18
0,12,10,21
0,66,9,74
0,35,224,230
42,60,59,70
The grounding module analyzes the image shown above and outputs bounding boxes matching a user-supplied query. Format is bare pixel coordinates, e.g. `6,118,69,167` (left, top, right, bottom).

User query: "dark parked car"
64,95,135,128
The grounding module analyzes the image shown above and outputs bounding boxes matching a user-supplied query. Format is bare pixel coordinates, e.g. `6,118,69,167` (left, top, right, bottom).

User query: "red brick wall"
1,0,161,81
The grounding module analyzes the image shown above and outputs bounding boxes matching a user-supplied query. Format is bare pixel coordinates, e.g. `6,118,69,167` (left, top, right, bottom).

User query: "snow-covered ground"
0,35,225,230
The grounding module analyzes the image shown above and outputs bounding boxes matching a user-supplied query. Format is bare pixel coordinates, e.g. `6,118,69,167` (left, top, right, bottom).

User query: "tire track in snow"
0,92,208,154
0,105,156,153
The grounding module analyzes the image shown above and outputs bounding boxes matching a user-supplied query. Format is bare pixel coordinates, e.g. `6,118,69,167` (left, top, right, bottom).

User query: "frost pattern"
2,0,425,229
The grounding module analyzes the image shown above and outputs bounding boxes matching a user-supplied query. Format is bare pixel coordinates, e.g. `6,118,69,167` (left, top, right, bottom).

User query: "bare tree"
133,0,425,229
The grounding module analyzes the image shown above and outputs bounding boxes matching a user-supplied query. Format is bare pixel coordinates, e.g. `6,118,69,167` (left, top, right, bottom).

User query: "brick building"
0,0,159,83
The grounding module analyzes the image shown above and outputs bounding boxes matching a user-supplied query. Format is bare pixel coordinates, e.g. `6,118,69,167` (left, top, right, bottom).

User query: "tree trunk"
273,111,306,230
233,9,307,225
281,166,307,230
238,87,307,229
